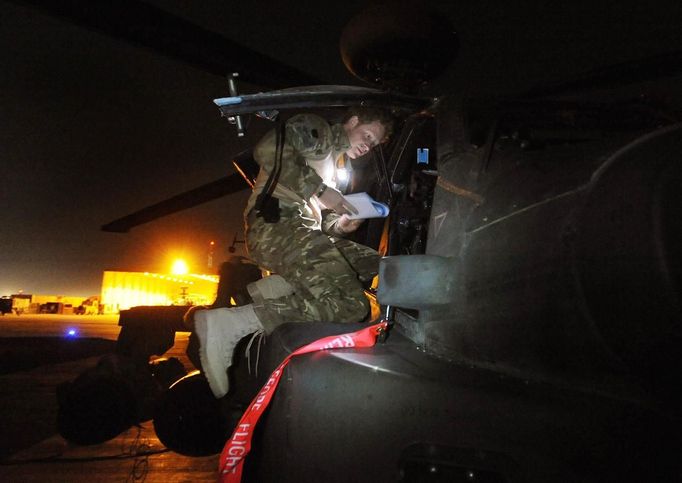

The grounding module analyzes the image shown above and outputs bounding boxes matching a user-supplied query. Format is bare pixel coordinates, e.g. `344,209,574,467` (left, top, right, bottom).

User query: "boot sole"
195,315,229,398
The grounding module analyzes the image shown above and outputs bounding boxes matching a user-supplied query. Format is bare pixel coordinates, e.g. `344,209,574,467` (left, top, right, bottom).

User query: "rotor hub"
340,3,458,92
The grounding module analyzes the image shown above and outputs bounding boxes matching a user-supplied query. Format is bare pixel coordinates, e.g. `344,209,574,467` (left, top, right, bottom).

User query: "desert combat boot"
194,304,264,398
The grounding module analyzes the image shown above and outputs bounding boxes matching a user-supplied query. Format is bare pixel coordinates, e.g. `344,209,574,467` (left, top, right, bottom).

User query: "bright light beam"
171,259,189,275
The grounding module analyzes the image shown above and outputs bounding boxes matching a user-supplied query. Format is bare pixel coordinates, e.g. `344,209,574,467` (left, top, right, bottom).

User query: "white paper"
343,192,390,219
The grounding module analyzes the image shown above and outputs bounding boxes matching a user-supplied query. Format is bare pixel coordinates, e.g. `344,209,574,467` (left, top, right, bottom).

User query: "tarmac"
0,314,220,482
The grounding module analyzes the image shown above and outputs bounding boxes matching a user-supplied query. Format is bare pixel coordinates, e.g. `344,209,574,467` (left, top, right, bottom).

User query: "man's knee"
323,284,369,323
336,294,370,323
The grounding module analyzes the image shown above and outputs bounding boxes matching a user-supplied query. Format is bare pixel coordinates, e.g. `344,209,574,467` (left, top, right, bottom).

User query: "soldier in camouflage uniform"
193,107,394,398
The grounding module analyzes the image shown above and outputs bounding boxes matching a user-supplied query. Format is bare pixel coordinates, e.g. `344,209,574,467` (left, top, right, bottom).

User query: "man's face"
343,116,387,159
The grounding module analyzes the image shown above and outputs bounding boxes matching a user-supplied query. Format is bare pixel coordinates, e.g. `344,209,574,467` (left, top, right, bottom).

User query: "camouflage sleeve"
320,210,346,237
253,114,333,200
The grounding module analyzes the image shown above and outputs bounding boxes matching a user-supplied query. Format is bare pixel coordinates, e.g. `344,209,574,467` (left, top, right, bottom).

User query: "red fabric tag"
219,322,387,482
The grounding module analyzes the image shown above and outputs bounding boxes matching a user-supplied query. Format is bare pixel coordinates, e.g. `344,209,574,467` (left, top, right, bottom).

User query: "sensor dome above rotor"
340,3,458,92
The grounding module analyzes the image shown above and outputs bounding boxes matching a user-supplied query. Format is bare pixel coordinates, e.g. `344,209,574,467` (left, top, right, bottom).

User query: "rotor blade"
101,172,249,233
12,0,321,88
214,85,433,116
521,50,682,99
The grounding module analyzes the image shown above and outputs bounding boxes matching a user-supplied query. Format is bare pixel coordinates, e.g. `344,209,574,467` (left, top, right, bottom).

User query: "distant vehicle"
0,297,12,315
74,296,100,315
40,302,64,314
10,294,31,315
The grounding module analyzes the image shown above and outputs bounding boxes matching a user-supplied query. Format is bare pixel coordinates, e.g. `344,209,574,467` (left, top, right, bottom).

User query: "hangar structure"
100,271,218,313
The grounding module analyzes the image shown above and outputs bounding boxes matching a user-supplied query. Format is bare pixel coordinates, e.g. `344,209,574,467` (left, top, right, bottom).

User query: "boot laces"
245,330,266,376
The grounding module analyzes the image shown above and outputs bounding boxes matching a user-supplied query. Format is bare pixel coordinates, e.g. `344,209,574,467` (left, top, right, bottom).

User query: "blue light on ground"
65,328,78,337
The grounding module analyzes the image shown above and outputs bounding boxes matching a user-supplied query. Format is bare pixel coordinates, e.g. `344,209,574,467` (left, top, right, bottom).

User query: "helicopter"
20,1,682,481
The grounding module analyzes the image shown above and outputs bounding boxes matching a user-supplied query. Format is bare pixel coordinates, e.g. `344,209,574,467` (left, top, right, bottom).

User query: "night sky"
2,0,681,296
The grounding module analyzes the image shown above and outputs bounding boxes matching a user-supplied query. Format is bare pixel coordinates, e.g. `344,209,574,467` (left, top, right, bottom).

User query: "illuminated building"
100,271,219,313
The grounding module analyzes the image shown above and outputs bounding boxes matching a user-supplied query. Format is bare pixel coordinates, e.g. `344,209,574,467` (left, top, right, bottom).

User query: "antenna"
207,240,215,269
226,73,246,137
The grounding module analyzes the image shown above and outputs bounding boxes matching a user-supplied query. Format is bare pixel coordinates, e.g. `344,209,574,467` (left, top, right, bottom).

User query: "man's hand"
317,186,359,216
336,214,365,234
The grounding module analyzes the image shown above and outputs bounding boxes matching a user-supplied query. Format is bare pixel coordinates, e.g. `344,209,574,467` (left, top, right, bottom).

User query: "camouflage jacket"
245,114,350,233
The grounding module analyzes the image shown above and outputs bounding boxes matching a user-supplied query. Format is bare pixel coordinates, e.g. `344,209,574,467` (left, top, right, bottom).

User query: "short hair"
343,107,395,141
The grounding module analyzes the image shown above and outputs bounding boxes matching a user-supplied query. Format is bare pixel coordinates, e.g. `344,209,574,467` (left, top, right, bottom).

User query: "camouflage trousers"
245,209,379,332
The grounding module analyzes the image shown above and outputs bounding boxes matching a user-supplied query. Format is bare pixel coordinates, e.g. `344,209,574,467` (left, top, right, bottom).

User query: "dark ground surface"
0,316,218,481
0,339,112,460
0,337,116,375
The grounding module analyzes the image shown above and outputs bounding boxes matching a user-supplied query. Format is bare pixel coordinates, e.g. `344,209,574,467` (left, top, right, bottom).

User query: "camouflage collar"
331,123,350,153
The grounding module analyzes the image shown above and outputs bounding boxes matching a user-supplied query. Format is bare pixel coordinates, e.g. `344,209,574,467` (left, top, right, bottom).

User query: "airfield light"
66,328,78,338
171,259,189,275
